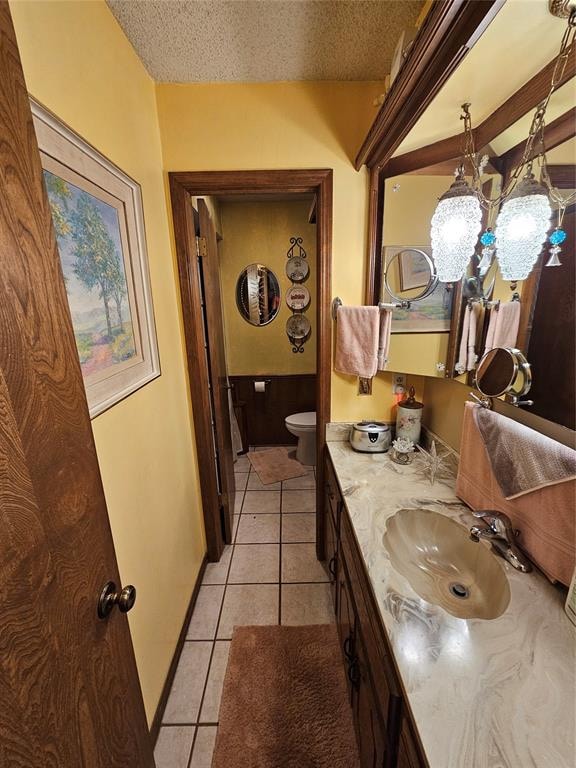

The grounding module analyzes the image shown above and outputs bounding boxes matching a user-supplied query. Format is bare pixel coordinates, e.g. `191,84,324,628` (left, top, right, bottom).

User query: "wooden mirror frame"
361,30,575,378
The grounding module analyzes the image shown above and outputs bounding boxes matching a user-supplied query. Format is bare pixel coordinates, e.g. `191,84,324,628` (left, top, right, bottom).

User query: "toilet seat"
285,411,316,431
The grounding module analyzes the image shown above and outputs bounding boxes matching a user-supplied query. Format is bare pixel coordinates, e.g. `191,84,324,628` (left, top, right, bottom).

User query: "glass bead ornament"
546,227,566,267
431,169,482,283
478,228,496,276
480,229,496,246
495,172,552,281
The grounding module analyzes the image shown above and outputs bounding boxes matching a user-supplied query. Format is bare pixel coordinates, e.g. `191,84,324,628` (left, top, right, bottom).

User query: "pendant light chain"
430,11,575,284
461,11,576,212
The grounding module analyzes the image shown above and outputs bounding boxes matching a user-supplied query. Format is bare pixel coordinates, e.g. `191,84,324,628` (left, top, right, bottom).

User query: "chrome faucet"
470,509,532,573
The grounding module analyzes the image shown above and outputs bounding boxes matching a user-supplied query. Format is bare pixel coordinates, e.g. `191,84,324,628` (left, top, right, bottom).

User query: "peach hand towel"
455,305,471,374
474,405,576,499
334,306,380,378
456,303,483,373
467,302,483,370
484,301,521,353
377,308,393,371
456,402,576,585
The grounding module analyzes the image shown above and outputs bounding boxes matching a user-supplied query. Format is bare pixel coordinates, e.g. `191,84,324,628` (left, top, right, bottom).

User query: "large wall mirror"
364,0,575,430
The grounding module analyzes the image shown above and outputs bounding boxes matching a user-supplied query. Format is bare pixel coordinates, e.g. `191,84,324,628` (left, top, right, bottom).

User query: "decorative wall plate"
286,285,311,311
286,313,311,339
286,256,309,282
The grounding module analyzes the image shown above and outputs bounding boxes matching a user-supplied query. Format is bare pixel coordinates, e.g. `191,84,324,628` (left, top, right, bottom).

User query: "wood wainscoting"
230,374,316,447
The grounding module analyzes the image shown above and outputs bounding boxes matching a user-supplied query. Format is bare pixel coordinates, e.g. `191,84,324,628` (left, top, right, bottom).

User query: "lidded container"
396,386,423,445
350,421,391,453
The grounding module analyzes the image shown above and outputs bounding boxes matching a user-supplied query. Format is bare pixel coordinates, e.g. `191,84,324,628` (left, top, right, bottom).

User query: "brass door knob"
98,581,137,619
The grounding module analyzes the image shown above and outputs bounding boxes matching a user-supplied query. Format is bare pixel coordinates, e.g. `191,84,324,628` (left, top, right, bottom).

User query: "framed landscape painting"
31,100,160,417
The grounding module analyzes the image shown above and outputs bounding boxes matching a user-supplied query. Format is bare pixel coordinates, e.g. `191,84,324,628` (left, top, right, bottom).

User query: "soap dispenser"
396,386,423,444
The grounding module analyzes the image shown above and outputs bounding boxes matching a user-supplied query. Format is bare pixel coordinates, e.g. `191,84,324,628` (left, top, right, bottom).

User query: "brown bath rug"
248,447,307,484
211,624,360,768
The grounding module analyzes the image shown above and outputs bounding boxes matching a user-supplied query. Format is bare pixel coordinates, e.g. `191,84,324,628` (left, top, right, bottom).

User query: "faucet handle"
473,509,514,536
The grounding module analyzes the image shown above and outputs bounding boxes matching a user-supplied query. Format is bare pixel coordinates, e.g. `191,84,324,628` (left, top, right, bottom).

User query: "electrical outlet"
358,377,372,396
392,373,406,395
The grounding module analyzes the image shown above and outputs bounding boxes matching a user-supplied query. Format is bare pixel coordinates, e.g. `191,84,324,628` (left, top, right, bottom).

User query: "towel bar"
467,292,520,310
331,296,410,320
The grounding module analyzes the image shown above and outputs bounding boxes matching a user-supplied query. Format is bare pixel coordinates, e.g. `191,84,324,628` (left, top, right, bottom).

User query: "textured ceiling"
107,0,423,83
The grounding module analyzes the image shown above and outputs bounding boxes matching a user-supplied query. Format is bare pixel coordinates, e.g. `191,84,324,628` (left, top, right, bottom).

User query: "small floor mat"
212,624,360,768
247,447,307,484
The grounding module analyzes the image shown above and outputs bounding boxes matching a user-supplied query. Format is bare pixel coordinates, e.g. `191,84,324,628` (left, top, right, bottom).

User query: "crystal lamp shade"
430,175,482,283
495,174,552,281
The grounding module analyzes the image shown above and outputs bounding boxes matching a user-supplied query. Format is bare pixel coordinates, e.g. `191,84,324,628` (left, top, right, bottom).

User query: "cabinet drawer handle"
343,635,354,660
328,555,337,579
347,657,360,688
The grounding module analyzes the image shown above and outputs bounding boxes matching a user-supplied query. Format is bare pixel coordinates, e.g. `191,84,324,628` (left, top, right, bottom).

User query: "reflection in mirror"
475,347,532,405
236,264,280,326
382,247,438,304
379,176,457,377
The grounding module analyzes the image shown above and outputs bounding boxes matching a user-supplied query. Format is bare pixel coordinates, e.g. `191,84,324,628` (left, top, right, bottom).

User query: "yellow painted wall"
156,80,412,421
422,375,576,452
10,0,206,724
219,200,316,375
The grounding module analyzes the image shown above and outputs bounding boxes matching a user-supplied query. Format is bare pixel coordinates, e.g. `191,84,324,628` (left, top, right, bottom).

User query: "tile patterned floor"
154,447,333,768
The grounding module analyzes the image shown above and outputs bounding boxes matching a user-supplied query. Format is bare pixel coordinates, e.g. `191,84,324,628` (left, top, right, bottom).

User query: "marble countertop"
326,438,575,768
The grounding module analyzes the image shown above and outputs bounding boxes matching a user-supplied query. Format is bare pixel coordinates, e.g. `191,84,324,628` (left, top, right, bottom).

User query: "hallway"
154,448,332,767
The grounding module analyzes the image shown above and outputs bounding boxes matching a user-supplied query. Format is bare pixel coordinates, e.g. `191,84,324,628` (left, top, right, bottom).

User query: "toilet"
285,411,316,466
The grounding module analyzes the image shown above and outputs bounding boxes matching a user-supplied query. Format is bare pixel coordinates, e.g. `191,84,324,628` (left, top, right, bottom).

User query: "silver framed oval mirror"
475,347,532,404
236,263,281,326
382,247,439,304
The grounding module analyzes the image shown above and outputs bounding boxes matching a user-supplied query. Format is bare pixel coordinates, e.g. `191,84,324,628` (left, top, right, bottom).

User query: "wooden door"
197,199,235,542
0,5,153,766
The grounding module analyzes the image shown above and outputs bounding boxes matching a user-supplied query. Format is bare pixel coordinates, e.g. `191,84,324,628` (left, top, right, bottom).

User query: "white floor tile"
199,641,230,723
163,642,212,724
186,585,225,640
154,725,195,768
190,726,218,768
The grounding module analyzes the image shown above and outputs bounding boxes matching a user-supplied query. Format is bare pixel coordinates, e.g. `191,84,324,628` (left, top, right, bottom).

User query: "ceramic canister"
396,386,423,444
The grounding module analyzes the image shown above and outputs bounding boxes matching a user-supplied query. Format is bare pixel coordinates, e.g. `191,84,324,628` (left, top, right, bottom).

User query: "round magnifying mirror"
382,247,439,303
236,264,280,326
475,347,532,400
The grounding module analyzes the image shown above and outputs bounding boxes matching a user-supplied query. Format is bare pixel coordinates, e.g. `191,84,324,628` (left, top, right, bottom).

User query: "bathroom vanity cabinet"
323,451,427,768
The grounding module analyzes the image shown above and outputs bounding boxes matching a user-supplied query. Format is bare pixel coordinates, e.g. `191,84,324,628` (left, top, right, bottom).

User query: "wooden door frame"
169,170,333,562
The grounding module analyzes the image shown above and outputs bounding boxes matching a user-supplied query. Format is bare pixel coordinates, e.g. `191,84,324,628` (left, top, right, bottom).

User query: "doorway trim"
169,170,333,561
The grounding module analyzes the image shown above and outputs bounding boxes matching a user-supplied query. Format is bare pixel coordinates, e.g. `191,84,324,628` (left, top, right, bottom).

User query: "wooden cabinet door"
323,491,338,606
397,716,427,768
337,562,356,704
353,634,387,768
0,6,153,766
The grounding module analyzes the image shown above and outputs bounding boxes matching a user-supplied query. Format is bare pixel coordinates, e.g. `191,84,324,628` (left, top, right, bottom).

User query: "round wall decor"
286,256,309,282
286,314,311,352
286,285,311,311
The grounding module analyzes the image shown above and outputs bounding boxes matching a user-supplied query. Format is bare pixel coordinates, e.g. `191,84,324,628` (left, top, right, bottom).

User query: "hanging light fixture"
430,166,482,283
495,171,552,281
431,7,576,286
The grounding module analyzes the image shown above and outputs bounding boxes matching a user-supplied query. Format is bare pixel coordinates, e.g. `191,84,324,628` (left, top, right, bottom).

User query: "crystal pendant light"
430,168,482,282
494,172,552,281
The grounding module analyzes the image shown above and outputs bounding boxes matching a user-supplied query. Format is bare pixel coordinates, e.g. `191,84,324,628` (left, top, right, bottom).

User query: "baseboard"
150,554,208,744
